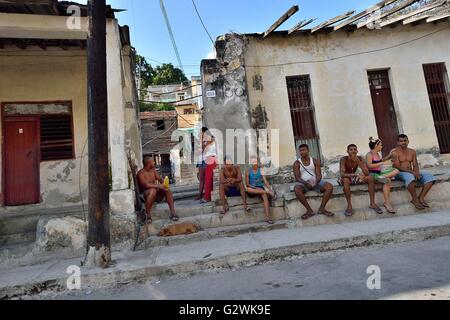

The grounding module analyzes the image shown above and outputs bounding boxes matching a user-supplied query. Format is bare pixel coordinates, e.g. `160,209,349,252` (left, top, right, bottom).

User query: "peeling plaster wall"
0,49,89,208
201,34,257,162
244,21,450,167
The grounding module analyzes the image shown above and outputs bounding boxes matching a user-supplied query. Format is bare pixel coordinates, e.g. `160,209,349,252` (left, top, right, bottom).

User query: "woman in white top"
200,129,218,203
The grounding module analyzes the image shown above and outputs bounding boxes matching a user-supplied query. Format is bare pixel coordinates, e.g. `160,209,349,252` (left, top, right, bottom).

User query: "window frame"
40,113,75,162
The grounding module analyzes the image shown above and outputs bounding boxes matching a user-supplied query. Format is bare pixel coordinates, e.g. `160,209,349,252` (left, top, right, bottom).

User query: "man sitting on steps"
293,144,334,220
137,156,179,224
392,134,438,210
219,156,250,215
339,144,383,216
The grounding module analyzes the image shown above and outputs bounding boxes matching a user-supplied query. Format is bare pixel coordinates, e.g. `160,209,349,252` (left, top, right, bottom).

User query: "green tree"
153,63,188,85
135,55,155,101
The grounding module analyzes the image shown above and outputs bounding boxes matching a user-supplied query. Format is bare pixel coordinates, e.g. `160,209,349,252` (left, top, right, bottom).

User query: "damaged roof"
256,0,450,38
0,0,123,18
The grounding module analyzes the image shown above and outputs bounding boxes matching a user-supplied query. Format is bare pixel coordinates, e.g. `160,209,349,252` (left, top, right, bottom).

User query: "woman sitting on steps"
366,137,400,214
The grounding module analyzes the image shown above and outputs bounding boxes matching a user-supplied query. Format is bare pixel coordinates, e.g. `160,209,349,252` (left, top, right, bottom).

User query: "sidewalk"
1,210,450,299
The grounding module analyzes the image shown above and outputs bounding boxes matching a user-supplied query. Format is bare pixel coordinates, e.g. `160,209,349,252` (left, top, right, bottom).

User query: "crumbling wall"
201,33,256,163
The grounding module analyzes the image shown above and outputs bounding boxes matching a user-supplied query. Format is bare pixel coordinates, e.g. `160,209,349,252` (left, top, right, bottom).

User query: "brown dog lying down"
158,223,200,237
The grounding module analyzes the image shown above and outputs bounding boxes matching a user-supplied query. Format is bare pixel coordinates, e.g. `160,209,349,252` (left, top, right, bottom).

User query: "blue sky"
78,0,375,77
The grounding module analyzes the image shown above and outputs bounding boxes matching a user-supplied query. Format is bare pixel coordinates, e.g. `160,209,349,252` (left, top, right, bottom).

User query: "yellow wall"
244,21,450,166
176,105,201,129
0,49,89,207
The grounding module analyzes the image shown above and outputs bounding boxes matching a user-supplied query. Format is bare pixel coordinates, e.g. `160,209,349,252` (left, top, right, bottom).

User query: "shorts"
247,186,266,198
225,186,241,197
396,171,438,187
337,176,363,186
296,180,328,193
141,188,166,203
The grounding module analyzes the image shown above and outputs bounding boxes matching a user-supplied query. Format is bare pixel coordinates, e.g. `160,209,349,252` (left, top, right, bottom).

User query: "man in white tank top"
293,144,334,220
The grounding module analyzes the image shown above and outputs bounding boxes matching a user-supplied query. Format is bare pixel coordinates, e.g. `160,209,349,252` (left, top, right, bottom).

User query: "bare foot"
221,204,229,215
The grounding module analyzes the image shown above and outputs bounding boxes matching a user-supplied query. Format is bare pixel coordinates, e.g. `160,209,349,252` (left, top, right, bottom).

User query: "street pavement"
31,235,450,300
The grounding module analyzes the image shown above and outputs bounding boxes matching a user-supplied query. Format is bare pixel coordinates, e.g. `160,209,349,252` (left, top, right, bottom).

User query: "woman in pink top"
366,138,400,214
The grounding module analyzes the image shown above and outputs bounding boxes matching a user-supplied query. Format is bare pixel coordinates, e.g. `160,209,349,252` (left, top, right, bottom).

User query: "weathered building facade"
0,1,142,244
201,1,450,174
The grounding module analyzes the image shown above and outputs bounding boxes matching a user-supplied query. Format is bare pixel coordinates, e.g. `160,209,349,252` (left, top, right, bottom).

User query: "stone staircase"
136,166,450,250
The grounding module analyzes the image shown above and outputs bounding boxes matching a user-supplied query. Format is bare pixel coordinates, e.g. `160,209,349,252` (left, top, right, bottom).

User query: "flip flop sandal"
411,201,425,210
266,219,275,225
170,215,180,222
301,212,316,220
421,202,431,208
318,211,335,217
370,207,384,215
344,209,354,217
384,204,397,214
146,217,153,225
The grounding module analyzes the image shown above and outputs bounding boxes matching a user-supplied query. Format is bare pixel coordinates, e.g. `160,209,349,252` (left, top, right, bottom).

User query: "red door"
368,70,400,155
4,117,40,206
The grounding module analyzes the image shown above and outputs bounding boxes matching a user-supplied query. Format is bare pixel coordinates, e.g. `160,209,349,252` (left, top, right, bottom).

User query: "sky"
78,0,376,78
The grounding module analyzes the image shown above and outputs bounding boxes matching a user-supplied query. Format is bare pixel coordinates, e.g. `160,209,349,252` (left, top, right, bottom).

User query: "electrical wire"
142,120,178,147
191,0,215,44
245,25,450,68
159,0,185,74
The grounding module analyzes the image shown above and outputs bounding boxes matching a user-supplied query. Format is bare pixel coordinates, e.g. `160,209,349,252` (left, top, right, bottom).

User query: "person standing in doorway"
200,129,218,204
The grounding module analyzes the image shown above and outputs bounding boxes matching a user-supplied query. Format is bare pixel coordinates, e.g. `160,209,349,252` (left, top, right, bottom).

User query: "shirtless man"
294,144,334,220
392,134,437,210
339,144,383,216
137,156,179,224
219,156,250,215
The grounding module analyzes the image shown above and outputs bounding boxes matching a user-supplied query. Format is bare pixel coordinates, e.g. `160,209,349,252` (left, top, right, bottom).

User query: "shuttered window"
40,115,74,161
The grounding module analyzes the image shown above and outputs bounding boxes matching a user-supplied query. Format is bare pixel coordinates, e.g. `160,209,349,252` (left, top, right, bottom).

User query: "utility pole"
85,0,111,268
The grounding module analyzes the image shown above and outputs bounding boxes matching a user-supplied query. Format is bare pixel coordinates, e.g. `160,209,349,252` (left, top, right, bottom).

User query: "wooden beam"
288,18,317,34
380,0,447,27
334,0,399,30
357,0,418,28
427,10,450,23
262,5,299,38
15,39,26,49
403,12,431,24
311,10,355,33
37,39,47,50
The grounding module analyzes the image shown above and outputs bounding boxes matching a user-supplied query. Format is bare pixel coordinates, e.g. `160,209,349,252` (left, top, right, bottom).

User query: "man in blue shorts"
219,156,249,215
392,134,438,210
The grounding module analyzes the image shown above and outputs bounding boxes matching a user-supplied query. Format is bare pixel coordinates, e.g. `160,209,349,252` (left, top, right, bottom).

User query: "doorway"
368,70,400,154
4,116,40,206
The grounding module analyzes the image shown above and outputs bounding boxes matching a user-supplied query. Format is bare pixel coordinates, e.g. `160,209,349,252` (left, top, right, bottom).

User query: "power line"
191,0,215,44
246,25,450,68
159,0,185,74
139,83,202,95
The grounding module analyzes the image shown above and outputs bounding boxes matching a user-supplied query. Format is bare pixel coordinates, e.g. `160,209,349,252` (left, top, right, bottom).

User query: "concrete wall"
243,21,450,167
0,50,89,208
0,17,141,214
201,34,257,163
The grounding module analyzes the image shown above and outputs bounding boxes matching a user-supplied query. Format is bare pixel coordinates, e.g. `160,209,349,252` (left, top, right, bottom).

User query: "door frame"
367,68,401,153
2,110,41,206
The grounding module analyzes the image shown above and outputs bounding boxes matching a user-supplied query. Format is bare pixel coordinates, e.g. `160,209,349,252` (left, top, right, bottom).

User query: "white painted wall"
244,20,450,166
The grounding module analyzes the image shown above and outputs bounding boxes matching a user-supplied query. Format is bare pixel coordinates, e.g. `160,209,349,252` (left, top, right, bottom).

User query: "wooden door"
368,70,399,154
423,63,450,154
4,117,40,206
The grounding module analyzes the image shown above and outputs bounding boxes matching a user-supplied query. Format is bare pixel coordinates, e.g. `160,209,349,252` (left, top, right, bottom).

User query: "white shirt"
299,157,316,185
203,141,217,159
